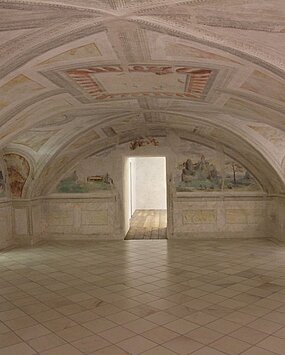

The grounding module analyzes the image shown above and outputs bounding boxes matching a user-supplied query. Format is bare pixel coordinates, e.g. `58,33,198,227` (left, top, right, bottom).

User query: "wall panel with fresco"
175,142,261,193
54,154,115,194
4,153,30,198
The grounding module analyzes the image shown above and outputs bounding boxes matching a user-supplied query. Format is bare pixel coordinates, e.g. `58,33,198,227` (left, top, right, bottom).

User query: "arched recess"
31,121,285,197
3,148,35,199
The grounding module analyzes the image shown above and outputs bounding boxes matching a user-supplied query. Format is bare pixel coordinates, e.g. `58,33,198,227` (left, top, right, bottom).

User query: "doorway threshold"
125,209,167,240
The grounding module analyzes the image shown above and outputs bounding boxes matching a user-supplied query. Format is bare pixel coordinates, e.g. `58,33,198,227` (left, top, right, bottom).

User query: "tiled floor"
125,210,167,240
0,239,285,354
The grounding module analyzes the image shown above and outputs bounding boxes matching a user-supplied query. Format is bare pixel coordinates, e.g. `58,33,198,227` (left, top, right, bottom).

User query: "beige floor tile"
0,309,26,321
242,346,277,355
0,331,22,348
191,347,229,355
186,326,224,344
28,333,66,352
72,334,111,353
117,335,157,354
185,311,217,326
142,326,178,344
15,324,51,341
145,311,178,325
31,309,62,322
99,325,136,343
57,325,93,342
140,345,177,354
56,303,86,316
83,318,117,333
147,299,177,310
0,342,36,355
106,310,139,325
230,326,268,345
206,319,241,334
124,318,157,334
223,311,257,325
0,323,9,335
93,304,121,316
274,326,285,339
163,335,203,354
263,311,285,325
41,343,84,355
89,344,130,354
164,319,199,334
69,310,101,324
20,303,50,316
0,238,285,355
211,335,252,354
43,316,77,332
248,318,283,334
257,335,285,354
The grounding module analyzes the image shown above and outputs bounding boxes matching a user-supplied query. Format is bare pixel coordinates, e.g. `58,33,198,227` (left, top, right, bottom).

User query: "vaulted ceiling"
1,0,285,196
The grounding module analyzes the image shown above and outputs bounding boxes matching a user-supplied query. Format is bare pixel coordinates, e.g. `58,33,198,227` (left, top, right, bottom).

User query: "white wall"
130,157,167,210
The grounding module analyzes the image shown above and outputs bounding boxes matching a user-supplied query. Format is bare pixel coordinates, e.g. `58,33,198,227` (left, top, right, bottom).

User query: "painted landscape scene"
176,154,260,192
56,171,113,193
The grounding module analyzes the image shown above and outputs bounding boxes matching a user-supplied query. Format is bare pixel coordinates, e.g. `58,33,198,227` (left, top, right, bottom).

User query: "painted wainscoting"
172,192,272,239
12,198,44,246
42,192,120,240
268,194,285,242
0,199,14,249
4,193,282,249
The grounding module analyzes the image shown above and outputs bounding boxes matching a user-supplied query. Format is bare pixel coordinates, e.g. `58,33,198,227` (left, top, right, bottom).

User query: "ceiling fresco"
65,65,215,101
0,0,284,196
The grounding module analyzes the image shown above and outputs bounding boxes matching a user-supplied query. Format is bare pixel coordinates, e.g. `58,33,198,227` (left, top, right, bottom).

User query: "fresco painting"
4,154,30,198
0,170,6,198
0,75,43,109
166,43,239,65
69,130,100,150
56,171,113,193
129,137,159,150
13,130,58,152
176,143,260,192
67,64,213,101
249,124,285,149
241,70,285,103
41,43,101,65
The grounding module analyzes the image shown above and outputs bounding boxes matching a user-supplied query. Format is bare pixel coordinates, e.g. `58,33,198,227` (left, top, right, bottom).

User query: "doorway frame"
124,154,170,239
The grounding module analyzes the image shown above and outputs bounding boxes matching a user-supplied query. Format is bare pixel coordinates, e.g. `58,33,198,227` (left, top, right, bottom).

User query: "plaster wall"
0,200,13,249
0,192,277,249
0,143,281,248
38,145,274,241
42,193,119,240
39,193,271,241
12,199,45,245
268,195,285,242
172,193,269,239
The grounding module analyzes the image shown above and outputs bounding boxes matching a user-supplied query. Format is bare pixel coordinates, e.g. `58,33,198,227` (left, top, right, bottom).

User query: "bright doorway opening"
125,157,167,240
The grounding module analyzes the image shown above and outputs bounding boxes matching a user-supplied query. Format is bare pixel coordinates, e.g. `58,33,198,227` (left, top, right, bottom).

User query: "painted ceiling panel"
0,75,44,109
0,0,284,195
